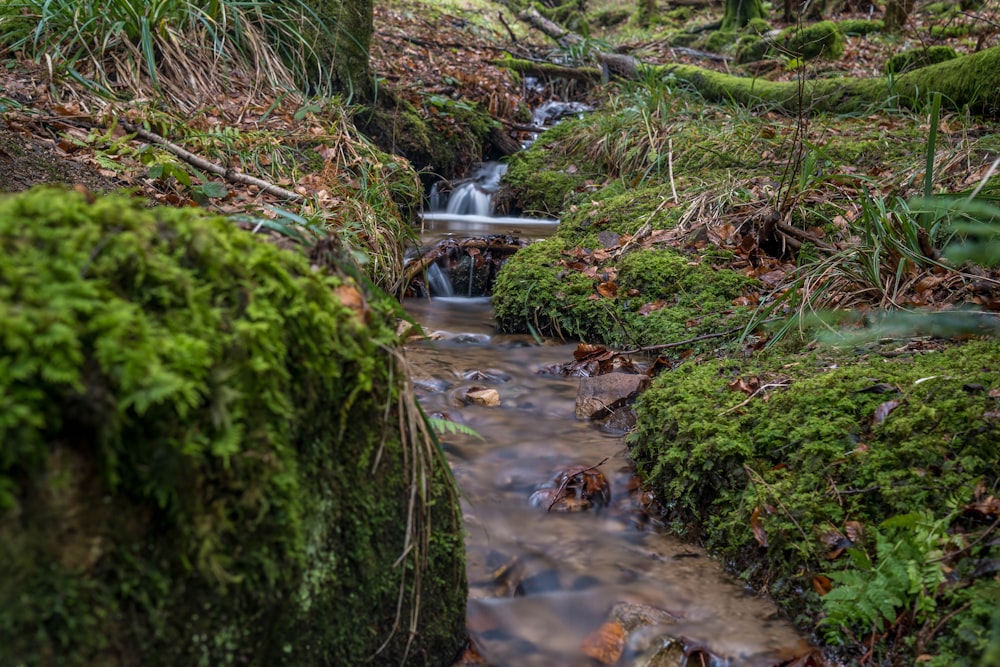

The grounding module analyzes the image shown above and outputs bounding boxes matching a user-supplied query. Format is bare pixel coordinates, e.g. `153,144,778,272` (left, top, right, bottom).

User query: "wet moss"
628,340,1000,663
0,187,466,666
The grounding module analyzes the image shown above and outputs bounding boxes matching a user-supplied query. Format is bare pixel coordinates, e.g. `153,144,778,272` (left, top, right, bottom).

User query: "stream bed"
403,203,813,666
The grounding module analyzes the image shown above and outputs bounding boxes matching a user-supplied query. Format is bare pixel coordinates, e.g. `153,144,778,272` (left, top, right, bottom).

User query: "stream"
402,169,813,666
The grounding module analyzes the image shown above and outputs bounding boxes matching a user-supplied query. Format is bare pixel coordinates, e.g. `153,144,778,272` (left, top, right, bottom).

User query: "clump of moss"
0,187,466,666
703,29,737,53
492,185,756,347
628,341,1000,664
885,45,959,75
837,18,884,35
780,21,844,60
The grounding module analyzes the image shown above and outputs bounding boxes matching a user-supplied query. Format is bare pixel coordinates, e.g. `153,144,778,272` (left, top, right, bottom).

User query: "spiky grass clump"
0,0,330,108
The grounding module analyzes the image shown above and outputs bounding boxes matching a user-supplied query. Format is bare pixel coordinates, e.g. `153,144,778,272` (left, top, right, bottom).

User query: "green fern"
822,511,947,642
426,416,484,441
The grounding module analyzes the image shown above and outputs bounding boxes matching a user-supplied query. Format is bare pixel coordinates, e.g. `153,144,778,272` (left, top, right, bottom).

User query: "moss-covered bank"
492,183,757,347
628,341,1000,664
0,188,466,666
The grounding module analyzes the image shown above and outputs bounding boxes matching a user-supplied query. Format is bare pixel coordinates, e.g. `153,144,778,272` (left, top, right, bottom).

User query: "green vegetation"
885,45,959,75
0,187,466,666
627,341,1000,664
0,0,330,105
491,28,1000,662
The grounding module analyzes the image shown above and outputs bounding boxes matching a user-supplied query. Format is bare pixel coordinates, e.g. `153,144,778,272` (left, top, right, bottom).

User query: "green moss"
744,17,770,34
0,187,466,666
703,30,737,53
837,18,884,35
885,45,959,75
628,340,1000,663
493,185,756,347
497,119,598,216
736,34,768,64
779,21,844,60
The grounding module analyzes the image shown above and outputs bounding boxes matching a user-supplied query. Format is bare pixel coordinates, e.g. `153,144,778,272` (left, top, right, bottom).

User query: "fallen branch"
118,119,304,201
403,238,525,287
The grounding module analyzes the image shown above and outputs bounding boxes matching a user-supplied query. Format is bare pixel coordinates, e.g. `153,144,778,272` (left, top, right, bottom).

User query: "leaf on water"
873,399,900,424
581,620,625,665
750,506,768,547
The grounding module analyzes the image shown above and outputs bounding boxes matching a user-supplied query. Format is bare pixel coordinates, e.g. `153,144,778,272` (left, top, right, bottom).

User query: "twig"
720,381,790,416
929,516,1000,563
118,119,304,201
668,138,678,205
497,11,518,42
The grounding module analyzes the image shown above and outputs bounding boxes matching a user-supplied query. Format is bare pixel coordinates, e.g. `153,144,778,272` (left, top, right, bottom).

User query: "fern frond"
426,416,484,440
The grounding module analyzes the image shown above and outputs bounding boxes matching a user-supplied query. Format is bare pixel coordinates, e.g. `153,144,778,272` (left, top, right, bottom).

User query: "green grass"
0,0,332,105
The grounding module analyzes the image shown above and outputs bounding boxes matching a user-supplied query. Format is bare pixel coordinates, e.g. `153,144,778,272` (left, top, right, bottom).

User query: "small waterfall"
425,262,455,297
436,162,509,216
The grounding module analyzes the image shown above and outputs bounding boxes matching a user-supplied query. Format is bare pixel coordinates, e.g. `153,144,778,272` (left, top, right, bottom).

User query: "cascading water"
403,151,812,665
413,162,555,298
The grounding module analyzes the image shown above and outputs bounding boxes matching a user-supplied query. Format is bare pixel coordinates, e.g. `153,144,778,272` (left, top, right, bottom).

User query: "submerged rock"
0,187,466,666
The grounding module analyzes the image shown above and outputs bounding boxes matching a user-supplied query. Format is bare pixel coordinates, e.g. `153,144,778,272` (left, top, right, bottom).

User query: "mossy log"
656,45,1000,116
0,187,466,666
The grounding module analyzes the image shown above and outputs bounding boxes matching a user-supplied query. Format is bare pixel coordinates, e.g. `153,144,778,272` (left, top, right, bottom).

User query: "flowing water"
405,178,811,666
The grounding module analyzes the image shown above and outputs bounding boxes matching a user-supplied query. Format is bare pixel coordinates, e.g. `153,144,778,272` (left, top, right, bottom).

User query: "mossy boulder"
0,187,466,666
627,341,1000,664
779,21,844,60
492,185,757,347
496,119,599,216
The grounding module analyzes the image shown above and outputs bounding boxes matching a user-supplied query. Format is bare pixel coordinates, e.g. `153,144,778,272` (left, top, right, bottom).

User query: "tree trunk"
656,45,1000,117
720,0,767,31
303,0,375,100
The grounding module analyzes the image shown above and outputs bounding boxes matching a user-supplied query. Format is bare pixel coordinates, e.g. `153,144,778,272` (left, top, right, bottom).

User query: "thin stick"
744,464,810,542
668,137,678,204
720,382,790,416
118,119,304,201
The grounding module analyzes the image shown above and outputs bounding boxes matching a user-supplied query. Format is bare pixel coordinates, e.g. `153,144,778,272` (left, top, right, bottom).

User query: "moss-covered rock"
0,187,466,666
627,341,1000,664
779,21,845,60
837,18,884,35
492,185,757,347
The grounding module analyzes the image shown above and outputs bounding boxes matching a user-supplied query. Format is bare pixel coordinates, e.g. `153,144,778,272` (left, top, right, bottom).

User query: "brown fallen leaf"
750,506,768,547
873,399,901,424
581,620,625,665
813,574,833,596
844,520,865,543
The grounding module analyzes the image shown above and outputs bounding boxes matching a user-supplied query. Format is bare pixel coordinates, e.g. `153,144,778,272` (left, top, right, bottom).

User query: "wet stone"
575,372,650,420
